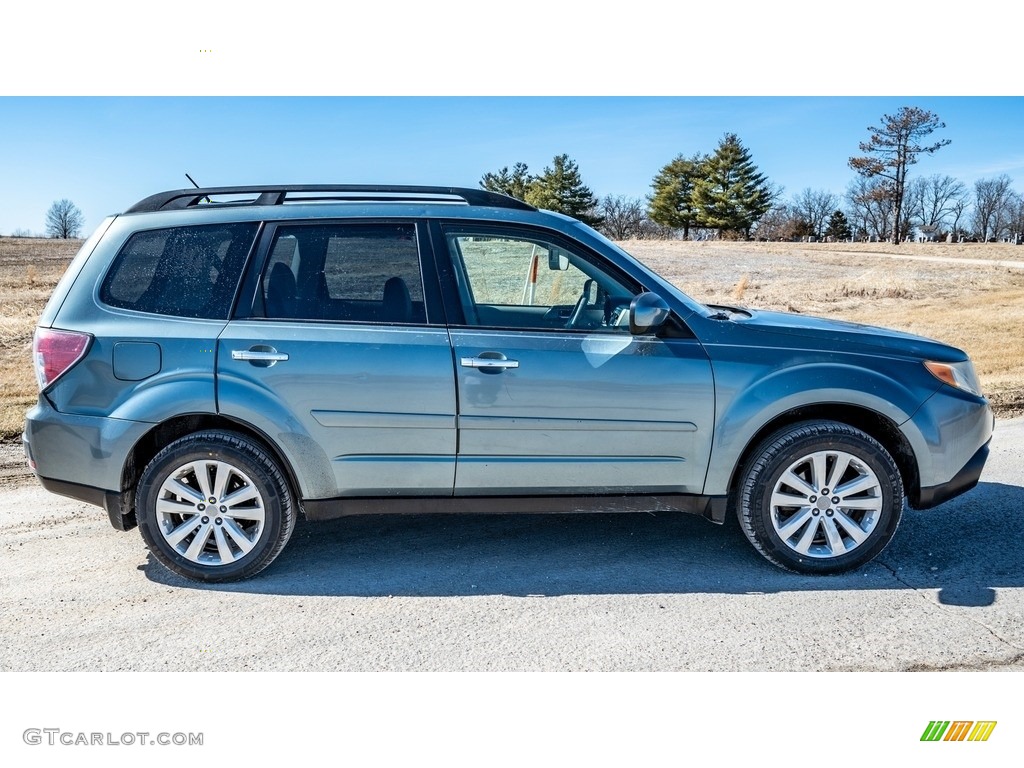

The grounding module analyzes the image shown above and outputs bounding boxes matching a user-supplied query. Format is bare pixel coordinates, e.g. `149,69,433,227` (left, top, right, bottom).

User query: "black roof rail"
125,185,536,214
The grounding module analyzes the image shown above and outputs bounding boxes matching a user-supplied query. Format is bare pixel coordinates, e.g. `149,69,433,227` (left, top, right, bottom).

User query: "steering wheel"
566,279,595,328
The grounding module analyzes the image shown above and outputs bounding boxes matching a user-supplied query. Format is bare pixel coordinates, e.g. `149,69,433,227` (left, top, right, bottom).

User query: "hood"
715,306,968,362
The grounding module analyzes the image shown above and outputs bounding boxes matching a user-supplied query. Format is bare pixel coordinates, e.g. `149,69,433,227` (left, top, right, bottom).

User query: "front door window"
446,232,639,332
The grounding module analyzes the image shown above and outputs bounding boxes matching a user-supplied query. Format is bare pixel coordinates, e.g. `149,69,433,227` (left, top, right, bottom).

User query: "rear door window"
259,222,427,324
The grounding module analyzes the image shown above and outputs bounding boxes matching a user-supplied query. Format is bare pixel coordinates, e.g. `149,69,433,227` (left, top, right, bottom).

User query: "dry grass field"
0,237,82,441
1,236,1022,441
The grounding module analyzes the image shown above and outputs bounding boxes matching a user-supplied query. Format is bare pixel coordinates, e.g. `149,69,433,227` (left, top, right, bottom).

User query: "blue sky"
1,96,1022,236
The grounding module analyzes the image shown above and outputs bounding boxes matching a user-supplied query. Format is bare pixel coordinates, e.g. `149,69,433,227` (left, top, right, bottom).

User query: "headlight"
924,360,983,397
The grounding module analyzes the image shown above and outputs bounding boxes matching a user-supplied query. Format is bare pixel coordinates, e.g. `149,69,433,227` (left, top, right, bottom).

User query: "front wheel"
136,431,295,582
738,421,904,574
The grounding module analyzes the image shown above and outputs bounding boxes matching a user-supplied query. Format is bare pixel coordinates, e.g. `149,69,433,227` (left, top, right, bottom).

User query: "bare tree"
972,175,1015,240
597,195,649,240
790,188,838,239
845,177,892,240
1007,193,1024,243
45,199,84,239
949,195,971,240
849,106,951,243
752,203,795,241
905,174,969,233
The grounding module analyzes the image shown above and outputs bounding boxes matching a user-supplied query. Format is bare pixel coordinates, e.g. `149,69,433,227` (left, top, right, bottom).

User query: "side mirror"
548,249,570,271
629,292,671,335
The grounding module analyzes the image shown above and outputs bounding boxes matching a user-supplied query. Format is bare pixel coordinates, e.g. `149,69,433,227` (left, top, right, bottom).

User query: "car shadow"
140,481,1024,599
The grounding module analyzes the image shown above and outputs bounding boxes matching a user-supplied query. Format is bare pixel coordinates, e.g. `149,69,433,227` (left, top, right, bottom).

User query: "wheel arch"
723,404,920,516
120,414,305,519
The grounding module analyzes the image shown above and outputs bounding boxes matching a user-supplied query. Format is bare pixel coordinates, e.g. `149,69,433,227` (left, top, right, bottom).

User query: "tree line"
481,106,1024,244
482,134,776,241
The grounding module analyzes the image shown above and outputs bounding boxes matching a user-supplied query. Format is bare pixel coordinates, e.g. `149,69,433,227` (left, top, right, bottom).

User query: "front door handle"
460,353,519,371
232,346,289,367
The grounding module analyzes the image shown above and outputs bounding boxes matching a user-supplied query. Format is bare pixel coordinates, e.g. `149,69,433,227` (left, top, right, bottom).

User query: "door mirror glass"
629,292,671,335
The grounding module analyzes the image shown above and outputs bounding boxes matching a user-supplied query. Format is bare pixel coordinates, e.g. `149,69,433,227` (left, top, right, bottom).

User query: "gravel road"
1,420,1022,672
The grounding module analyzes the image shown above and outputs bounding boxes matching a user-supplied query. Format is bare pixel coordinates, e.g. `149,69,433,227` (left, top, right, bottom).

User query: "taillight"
33,328,91,390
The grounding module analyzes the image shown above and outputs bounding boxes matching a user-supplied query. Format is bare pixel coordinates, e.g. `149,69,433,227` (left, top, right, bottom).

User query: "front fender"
703,360,937,496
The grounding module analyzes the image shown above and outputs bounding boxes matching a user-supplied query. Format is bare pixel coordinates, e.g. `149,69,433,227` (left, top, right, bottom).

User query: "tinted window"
261,223,426,323
101,223,257,319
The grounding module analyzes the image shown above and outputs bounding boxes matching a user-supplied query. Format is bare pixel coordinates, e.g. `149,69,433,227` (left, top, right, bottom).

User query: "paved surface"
1,419,1022,672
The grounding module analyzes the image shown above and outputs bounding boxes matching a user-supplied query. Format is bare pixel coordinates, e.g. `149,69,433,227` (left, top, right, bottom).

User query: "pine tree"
824,210,852,241
524,154,603,227
480,162,534,202
647,153,707,239
848,106,951,244
692,134,774,238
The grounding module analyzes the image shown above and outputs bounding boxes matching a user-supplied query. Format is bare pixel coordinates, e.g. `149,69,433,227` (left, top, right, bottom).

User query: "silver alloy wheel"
769,449,882,559
155,459,266,566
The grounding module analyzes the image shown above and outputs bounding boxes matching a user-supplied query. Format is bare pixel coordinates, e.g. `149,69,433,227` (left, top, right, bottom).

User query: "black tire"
136,430,295,582
737,421,903,574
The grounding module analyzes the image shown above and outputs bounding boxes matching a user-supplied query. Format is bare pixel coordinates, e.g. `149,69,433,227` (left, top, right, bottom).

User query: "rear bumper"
914,439,990,510
33,473,135,531
24,397,146,530
23,397,148,492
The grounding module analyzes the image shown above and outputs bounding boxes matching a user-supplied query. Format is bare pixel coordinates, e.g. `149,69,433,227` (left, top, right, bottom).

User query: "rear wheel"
136,431,295,582
738,421,903,574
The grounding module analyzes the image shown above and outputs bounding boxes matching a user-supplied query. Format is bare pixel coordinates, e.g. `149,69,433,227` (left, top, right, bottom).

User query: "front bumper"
915,439,990,509
903,387,993,510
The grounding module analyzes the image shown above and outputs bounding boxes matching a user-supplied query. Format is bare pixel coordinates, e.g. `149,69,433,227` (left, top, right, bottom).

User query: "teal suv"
24,185,993,581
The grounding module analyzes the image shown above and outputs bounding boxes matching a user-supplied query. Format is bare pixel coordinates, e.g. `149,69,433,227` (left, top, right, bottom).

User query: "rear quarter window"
100,223,258,319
